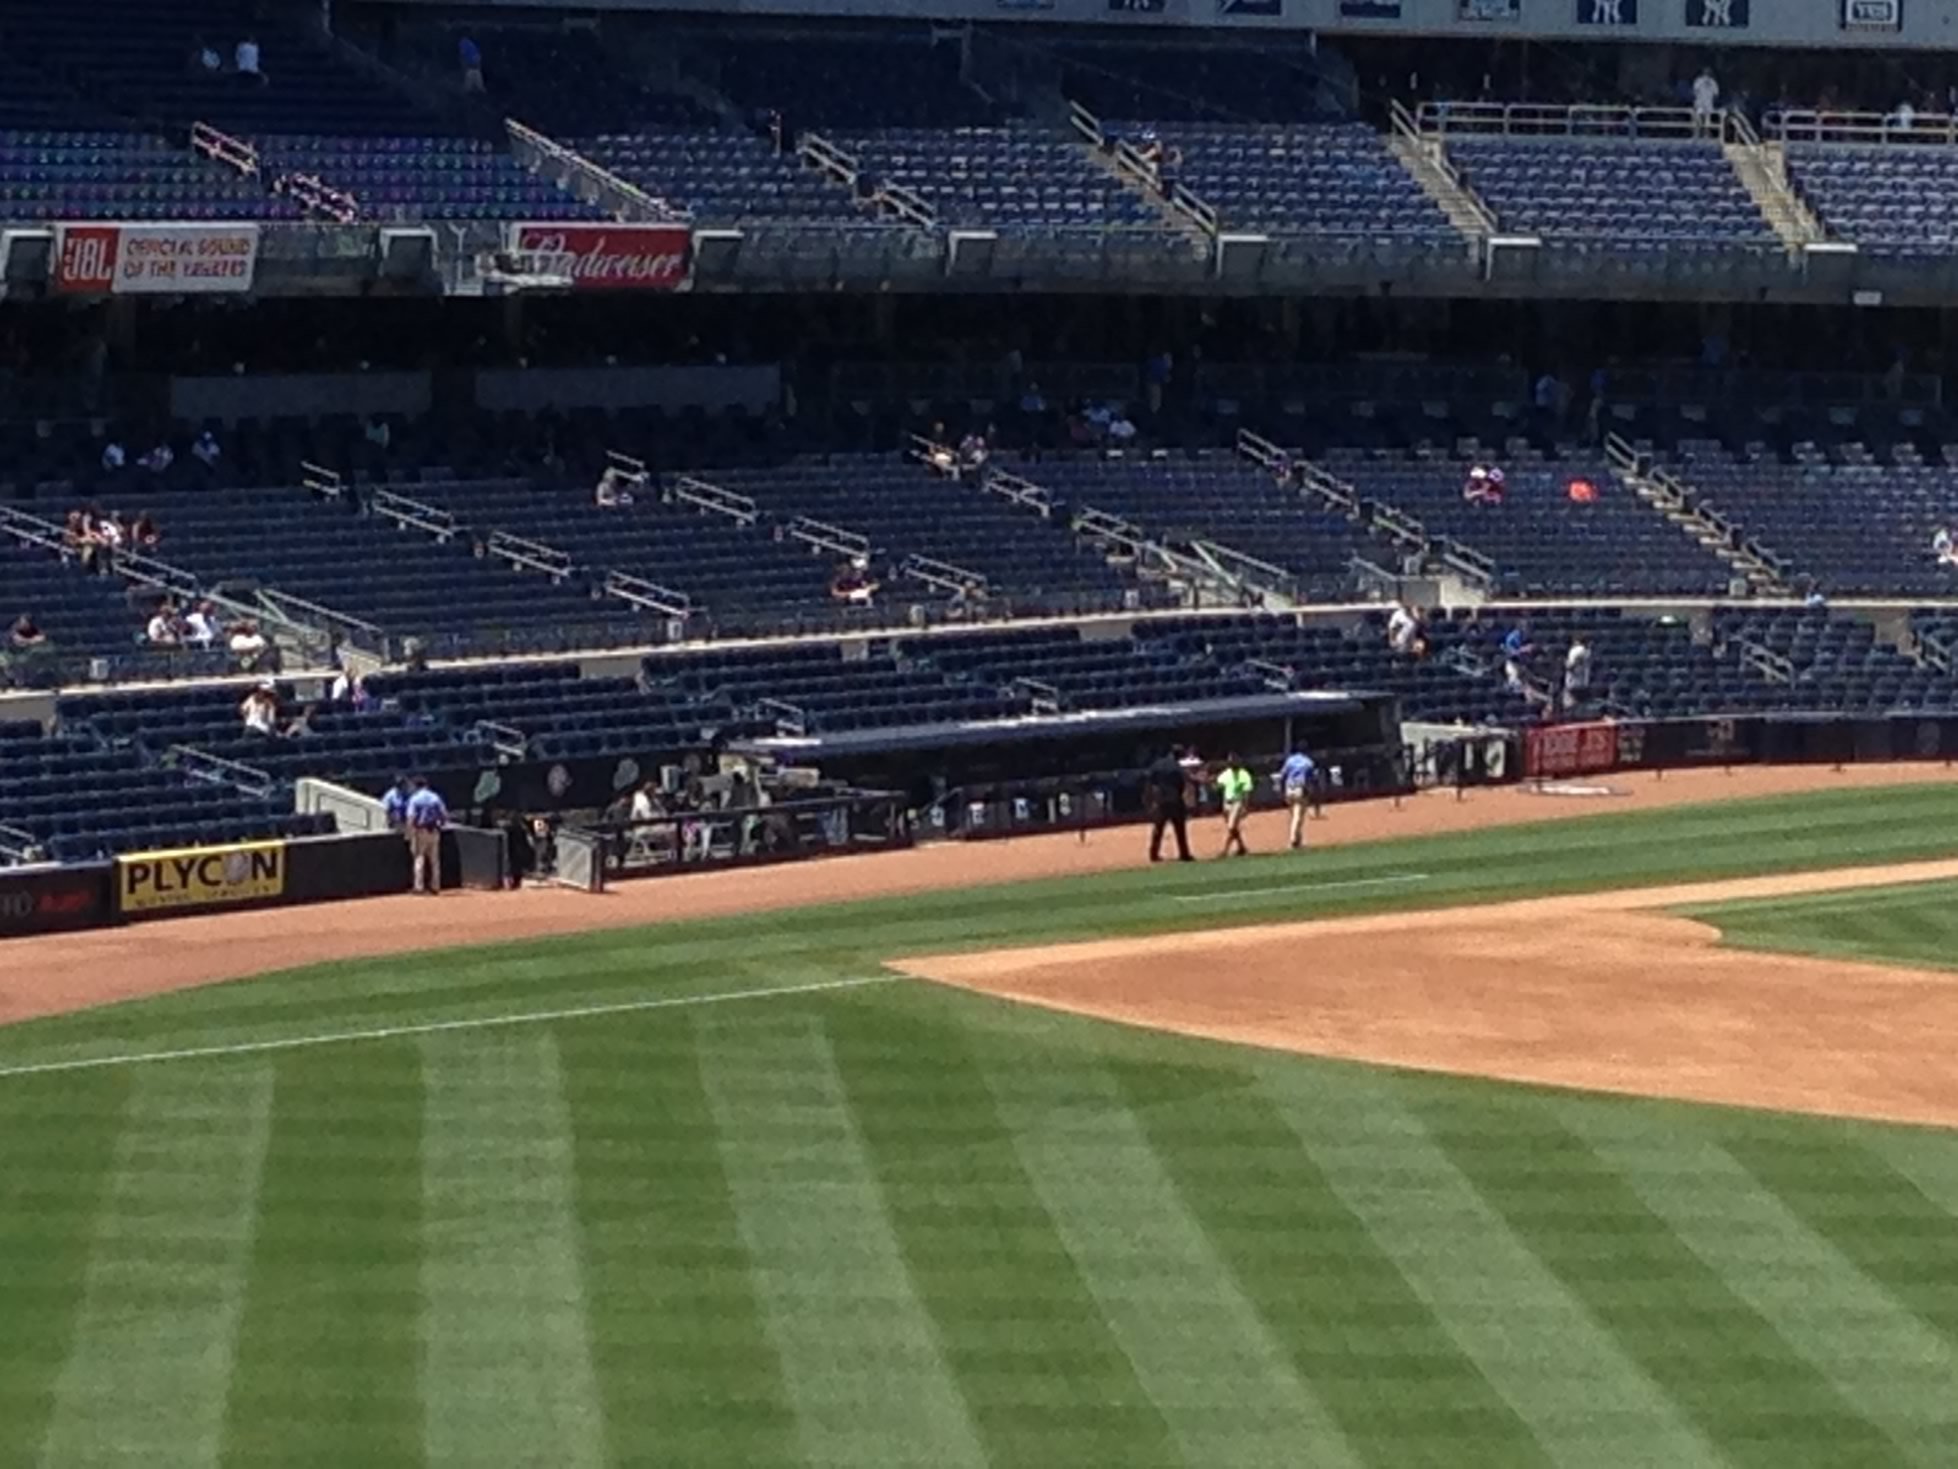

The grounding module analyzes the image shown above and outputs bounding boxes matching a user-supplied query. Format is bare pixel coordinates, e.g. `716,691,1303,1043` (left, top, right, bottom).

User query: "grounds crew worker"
405,777,449,896
1217,753,1254,858
1145,746,1194,863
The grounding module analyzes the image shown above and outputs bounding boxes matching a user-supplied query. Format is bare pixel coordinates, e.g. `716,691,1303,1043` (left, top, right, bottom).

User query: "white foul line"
0,974,900,1083
1172,872,1432,905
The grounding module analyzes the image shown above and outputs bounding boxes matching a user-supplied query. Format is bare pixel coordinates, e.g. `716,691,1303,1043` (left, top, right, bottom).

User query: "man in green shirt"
1217,753,1254,858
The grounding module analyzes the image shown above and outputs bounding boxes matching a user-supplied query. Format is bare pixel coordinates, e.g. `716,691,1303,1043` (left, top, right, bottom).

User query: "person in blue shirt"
404,778,449,895
1278,748,1317,850
381,775,412,831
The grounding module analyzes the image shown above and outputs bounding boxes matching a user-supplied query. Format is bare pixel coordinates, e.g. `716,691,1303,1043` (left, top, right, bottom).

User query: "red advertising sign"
511,222,692,291
54,224,119,293
1523,721,1621,780
54,223,259,295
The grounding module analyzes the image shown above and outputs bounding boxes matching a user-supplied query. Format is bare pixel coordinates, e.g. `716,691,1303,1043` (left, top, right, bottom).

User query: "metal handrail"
486,529,573,579
1765,109,1958,146
1415,102,1715,142
901,553,988,594
370,488,459,540
670,475,759,526
603,570,693,618
979,467,1056,518
300,461,344,499
191,121,259,177
798,131,860,186
167,744,278,798
786,516,870,559
506,117,691,223
256,587,388,651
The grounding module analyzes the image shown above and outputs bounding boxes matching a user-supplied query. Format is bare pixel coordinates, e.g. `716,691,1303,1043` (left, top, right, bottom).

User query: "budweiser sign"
511,223,692,291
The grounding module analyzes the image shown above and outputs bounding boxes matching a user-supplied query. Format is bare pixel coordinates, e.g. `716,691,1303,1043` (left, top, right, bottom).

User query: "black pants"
1149,802,1191,861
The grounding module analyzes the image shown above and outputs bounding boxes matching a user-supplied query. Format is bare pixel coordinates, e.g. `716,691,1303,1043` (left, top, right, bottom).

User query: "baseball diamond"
4,774,1958,1466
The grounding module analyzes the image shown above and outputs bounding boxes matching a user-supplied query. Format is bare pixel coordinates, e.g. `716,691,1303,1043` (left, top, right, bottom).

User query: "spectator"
1105,405,1138,444
191,36,223,73
129,511,161,549
382,775,413,830
1934,526,1958,567
235,35,265,85
1501,623,1533,692
829,556,879,606
594,466,638,507
100,439,126,473
363,414,391,451
956,429,989,474
1564,637,1593,711
9,613,46,649
182,599,218,647
1386,600,1424,656
228,618,269,665
192,428,222,468
1692,67,1720,133
458,34,485,93
1018,382,1047,415
1567,477,1599,505
1145,349,1173,415
1891,96,1917,132
629,780,664,824
283,703,318,739
1464,464,1505,505
145,599,181,646
240,681,280,735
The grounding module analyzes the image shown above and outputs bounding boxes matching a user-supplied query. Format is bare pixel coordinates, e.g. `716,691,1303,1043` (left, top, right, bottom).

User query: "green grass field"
4,782,1958,1467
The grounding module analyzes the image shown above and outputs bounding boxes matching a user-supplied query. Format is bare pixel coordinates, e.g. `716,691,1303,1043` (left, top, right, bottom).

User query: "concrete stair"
1722,112,1825,252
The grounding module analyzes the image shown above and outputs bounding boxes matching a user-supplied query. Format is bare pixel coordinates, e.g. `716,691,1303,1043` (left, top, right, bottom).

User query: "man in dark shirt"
1145,747,1194,863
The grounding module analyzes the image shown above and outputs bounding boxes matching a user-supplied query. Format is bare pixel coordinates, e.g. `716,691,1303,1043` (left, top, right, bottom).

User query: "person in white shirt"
1892,98,1917,132
629,781,663,823
195,39,223,72
240,683,280,735
1106,409,1138,444
1386,601,1420,655
1564,638,1593,710
235,36,264,84
1934,526,1958,566
145,601,181,645
229,620,268,661
192,429,221,468
101,440,126,472
1691,68,1719,134
139,442,173,474
182,600,217,647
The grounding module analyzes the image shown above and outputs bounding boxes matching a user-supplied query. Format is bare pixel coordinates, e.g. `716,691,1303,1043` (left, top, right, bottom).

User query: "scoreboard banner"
54,222,259,295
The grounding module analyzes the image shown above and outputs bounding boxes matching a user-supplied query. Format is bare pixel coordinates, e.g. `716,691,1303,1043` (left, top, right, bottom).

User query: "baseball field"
3,769,1957,1467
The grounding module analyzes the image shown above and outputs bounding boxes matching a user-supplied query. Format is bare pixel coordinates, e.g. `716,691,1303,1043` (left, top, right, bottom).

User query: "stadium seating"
578,130,865,224
1448,139,1775,247
834,126,1160,231
0,539,232,687
1056,41,1340,125
713,31,996,131
1783,145,1958,257
1663,440,1958,598
253,133,593,223
1113,123,1458,239
1317,448,1735,597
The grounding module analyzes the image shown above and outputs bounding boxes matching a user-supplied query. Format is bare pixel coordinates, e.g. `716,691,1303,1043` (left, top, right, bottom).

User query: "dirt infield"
1,761,1954,1037
902,859,1958,1130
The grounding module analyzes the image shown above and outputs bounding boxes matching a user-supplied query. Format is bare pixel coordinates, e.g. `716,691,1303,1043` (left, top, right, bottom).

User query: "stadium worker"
1217,753,1254,859
1278,746,1317,851
405,777,449,895
1144,746,1194,863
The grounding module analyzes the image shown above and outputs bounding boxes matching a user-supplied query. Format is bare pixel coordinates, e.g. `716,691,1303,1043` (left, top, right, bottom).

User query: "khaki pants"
408,827,441,893
1287,792,1309,848
1222,800,1249,856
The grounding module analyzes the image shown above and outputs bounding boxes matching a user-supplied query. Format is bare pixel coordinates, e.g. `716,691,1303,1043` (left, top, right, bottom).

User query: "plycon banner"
116,839,287,916
54,222,259,295
510,223,692,291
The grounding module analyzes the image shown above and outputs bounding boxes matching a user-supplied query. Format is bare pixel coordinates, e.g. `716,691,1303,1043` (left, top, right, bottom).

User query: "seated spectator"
957,430,990,474
228,618,269,665
1106,408,1138,445
235,35,265,85
1018,382,1047,415
1463,465,1505,505
190,36,223,73
594,466,639,508
1136,129,1164,168
459,35,485,93
1935,526,1958,567
9,613,46,649
144,599,181,646
138,442,173,476
1386,601,1425,656
364,415,392,451
240,682,280,735
100,440,126,473
192,429,221,469
129,511,161,549
1564,637,1593,712
182,599,218,647
1567,477,1599,505
829,556,879,606
284,703,318,739
1501,623,1533,691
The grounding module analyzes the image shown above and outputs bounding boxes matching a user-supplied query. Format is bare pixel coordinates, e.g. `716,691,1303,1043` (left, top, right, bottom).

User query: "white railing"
191,121,259,177
1765,109,1958,146
507,118,690,223
1415,103,1724,143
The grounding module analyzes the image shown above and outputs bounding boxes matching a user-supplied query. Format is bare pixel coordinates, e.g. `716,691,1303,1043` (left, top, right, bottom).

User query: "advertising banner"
1576,0,1639,24
510,223,692,291
1842,0,1902,31
1523,721,1621,780
116,839,287,916
0,864,111,937
1684,0,1749,28
54,222,259,295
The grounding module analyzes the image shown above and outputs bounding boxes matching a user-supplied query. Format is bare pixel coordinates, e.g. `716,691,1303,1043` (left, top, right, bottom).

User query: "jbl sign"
55,225,118,293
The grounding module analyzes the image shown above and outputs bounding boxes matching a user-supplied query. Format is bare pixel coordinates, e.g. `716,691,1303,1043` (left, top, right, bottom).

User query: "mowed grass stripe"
696,1007,988,1467
985,1051,1364,1469
825,1004,1180,1467
1113,1057,1552,1468
1278,1069,1722,1467
1721,1132,1958,1345
221,1047,424,1468
420,1033,605,1469
1420,1098,1900,1469
0,1073,126,1467
1571,1116,1958,1467
41,1063,273,1469
559,1014,799,1466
